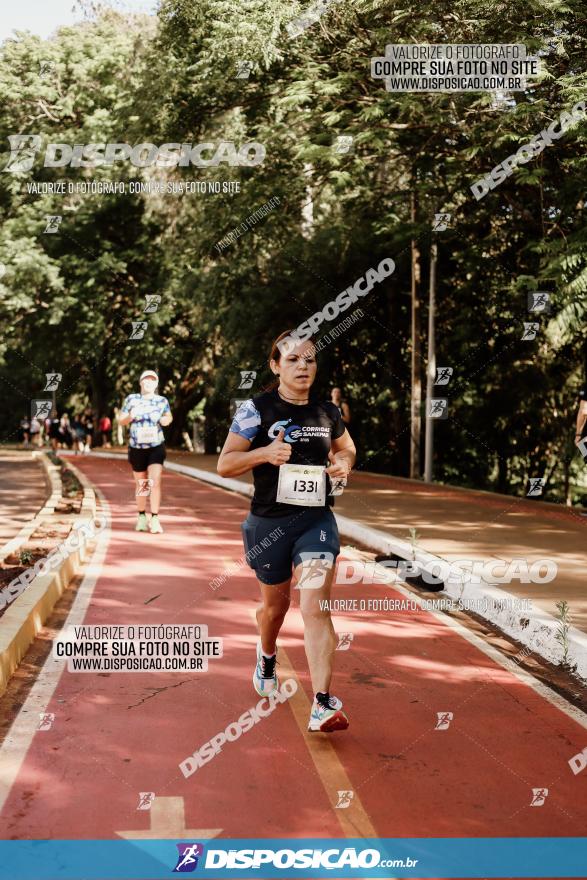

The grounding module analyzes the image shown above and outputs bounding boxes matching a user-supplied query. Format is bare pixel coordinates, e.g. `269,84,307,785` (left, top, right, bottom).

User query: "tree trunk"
168,399,189,447
203,396,226,454
91,341,110,420
496,452,509,494
388,264,408,474
301,162,314,238
563,451,571,506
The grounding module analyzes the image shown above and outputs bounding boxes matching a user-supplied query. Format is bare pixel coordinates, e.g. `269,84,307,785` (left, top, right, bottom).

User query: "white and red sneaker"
308,693,349,732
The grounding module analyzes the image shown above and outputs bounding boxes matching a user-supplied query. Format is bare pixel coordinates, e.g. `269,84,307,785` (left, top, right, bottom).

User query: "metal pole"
424,239,437,482
410,188,422,479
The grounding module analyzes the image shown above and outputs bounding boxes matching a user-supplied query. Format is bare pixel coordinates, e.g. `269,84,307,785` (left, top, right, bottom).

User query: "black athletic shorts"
127,443,166,472
241,507,340,586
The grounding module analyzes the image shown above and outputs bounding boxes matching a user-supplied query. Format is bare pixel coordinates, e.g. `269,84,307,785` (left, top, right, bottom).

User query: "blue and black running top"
121,393,171,448
230,389,346,517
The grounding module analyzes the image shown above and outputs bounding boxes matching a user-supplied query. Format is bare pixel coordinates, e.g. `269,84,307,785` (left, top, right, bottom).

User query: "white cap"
139,369,158,383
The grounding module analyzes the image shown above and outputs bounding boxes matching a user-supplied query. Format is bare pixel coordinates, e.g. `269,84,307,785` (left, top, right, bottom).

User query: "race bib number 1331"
276,464,326,506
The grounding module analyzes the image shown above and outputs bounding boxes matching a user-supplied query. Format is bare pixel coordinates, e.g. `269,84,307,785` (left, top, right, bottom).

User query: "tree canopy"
1,0,586,501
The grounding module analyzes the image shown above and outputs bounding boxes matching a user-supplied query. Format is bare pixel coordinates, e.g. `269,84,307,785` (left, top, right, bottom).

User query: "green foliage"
0,0,586,496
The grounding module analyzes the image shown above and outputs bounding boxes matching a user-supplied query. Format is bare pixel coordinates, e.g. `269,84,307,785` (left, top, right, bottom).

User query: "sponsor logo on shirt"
268,419,330,443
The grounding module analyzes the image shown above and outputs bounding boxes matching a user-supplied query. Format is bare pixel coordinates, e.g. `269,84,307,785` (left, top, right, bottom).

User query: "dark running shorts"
127,444,166,472
241,507,340,586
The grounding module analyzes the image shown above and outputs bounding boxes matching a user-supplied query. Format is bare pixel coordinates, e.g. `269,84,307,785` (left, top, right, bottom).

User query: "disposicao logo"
277,258,395,356
3,135,266,173
173,843,204,872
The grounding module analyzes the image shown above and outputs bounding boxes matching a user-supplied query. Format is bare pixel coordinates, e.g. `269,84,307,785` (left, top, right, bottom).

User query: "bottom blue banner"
0,837,586,879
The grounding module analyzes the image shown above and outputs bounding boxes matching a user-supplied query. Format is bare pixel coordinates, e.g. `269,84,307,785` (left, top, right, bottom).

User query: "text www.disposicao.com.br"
70,657,204,671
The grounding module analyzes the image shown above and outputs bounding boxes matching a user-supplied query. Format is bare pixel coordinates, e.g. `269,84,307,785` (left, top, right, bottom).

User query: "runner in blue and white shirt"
122,394,170,449
119,370,172,534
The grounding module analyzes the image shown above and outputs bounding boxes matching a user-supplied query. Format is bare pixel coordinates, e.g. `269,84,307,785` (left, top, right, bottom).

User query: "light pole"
410,188,422,479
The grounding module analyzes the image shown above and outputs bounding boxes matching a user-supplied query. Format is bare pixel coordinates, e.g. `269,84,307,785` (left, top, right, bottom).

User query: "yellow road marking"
250,611,376,838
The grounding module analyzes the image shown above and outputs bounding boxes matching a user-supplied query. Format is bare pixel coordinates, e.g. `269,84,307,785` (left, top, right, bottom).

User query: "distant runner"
29,416,42,447
47,410,61,451
330,386,351,424
20,416,30,447
83,410,94,454
119,370,172,534
218,331,356,733
72,414,86,455
99,414,112,448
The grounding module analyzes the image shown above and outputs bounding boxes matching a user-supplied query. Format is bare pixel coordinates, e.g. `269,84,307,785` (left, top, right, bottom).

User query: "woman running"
118,370,172,534
218,331,356,732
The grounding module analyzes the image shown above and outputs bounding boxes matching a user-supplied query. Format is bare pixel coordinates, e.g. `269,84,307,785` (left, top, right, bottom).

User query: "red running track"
1,456,586,856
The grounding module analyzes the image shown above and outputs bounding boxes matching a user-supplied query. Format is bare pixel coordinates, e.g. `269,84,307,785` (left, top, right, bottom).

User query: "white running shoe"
149,514,164,534
308,694,349,732
252,641,278,697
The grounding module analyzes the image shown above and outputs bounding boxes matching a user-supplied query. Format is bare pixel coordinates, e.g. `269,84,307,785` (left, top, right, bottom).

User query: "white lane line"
0,487,111,815
388,576,587,731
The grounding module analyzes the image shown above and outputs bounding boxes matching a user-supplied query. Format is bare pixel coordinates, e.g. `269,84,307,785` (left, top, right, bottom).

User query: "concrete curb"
0,454,102,698
332,514,587,684
61,451,587,684
36,451,63,515
165,460,254,498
